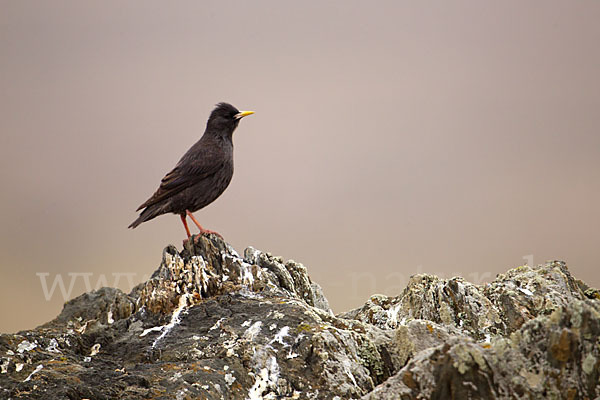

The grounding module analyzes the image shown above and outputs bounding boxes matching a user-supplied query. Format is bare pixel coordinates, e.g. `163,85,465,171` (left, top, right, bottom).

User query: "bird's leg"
186,210,223,239
180,213,192,239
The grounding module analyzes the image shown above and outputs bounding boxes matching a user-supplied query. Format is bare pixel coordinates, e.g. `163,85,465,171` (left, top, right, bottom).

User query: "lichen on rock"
0,235,598,399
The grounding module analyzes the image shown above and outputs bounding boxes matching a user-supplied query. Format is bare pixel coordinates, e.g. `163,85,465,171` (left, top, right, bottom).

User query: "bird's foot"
196,229,223,240
182,230,223,246
185,212,223,239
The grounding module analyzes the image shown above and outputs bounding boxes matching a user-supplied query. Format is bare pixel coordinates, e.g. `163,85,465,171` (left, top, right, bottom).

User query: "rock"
363,299,600,400
0,235,598,399
340,261,588,341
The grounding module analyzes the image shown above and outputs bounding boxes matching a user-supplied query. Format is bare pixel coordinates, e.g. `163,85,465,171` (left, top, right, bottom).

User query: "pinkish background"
1,1,599,333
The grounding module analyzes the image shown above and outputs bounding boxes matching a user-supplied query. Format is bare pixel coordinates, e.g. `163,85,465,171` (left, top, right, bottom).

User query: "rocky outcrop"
0,235,598,399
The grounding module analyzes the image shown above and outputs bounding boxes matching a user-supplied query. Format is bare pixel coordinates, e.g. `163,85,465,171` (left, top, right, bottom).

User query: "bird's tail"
128,206,163,229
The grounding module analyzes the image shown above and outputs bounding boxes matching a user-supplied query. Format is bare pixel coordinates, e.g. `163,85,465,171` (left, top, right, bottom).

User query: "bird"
128,102,254,240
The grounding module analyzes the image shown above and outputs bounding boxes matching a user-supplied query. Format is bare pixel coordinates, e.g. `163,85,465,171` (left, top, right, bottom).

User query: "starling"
128,102,254,239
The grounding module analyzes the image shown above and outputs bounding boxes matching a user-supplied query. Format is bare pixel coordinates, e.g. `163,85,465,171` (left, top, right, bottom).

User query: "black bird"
128,102,254,240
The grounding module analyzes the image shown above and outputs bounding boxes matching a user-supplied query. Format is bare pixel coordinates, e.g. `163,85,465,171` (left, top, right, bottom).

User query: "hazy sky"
1,1,599,333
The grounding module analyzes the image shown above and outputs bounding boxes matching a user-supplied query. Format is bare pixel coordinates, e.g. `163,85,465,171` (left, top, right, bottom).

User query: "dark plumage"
128,102,254,239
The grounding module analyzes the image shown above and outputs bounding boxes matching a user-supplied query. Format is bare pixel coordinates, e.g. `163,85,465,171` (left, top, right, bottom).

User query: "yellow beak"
235,110,255,119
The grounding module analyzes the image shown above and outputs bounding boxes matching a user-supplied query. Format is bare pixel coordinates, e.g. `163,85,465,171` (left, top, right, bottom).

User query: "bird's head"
206,102,254,138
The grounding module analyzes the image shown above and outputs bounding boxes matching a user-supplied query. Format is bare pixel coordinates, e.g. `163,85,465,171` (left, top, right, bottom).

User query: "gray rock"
363,299,600,400
0,236,598,399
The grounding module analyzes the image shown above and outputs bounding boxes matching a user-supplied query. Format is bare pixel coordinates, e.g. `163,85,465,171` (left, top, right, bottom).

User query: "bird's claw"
183,231,223,247
196,230,223,240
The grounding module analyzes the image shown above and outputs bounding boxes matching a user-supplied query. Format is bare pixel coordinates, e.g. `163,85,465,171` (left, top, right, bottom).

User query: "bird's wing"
135,154,222,211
